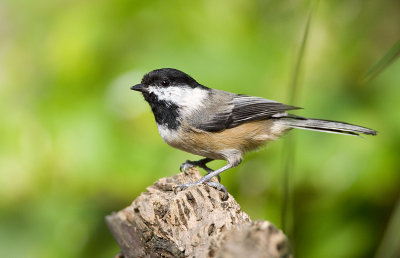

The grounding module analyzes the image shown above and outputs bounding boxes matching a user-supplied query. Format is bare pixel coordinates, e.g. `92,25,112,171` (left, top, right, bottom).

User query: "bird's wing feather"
194,94,301,132
230,95,301,127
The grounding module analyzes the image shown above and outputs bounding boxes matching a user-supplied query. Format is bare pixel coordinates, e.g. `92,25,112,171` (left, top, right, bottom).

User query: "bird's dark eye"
161,80,170,87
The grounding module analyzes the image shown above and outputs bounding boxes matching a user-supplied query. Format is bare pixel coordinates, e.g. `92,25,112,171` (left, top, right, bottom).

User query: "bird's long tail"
275,115,377,136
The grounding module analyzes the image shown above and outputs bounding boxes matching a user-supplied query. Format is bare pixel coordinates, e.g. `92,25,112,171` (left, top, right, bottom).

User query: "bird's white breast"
156,124,181,145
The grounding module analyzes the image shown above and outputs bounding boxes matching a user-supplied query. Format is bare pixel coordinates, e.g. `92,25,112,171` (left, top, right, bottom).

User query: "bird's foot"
179,160,198,173
206,182,228,201
179,159,221,182
174,181,228,201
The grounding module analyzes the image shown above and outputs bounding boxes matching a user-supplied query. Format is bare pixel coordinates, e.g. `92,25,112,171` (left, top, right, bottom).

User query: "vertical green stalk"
281,0,319,240
360,40,400,84
360,38,400,258
374,195,400,258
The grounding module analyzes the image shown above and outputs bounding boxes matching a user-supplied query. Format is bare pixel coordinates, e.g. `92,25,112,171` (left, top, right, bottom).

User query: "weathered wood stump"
106,168,292,258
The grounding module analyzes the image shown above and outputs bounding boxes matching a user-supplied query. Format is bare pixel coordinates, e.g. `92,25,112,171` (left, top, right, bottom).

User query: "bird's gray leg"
180,158,213,172
175,158,241,201
180,158,221,181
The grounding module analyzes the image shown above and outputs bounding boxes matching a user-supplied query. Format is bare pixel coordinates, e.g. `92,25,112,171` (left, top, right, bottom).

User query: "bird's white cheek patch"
148,86,208,112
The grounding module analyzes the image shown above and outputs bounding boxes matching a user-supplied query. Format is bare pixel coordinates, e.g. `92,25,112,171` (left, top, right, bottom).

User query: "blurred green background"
0,0,399,257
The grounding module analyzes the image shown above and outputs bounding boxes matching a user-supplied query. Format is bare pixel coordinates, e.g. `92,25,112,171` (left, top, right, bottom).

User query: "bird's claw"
174,181,228,201
179,160,195,172
173,182,193,194
179,160,221,182
206,182,228,201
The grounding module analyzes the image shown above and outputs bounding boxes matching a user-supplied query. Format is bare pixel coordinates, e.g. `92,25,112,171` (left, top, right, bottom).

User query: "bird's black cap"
140,68,200,88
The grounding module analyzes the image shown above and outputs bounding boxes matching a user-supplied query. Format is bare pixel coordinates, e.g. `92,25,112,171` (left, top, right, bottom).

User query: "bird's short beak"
130,84,146,92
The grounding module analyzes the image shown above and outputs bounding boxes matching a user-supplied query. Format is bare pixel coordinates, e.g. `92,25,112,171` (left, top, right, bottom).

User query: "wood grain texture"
106,168,292,258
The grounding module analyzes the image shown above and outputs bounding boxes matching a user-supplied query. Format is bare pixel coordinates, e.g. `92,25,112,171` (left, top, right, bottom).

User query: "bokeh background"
0,0,399,257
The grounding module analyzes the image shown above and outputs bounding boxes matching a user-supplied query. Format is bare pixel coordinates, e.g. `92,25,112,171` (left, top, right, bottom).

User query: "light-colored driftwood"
106,168,292,258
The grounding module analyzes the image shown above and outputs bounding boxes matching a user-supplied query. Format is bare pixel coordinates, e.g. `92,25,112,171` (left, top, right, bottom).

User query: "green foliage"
0,1,399,257
361,40,400,84
281,0,318,236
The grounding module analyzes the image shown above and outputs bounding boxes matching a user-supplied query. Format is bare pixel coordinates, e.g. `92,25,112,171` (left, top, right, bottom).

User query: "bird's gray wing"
229,95,301,127
194,93,301,132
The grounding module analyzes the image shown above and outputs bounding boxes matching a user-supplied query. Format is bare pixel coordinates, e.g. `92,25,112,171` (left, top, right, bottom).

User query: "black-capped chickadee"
130,68,376,200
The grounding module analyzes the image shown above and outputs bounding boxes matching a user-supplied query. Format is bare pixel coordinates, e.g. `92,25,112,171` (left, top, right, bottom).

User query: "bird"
130,68,377,200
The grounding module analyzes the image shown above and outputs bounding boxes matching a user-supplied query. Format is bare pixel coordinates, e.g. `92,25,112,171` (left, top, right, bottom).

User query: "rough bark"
106,168,292,258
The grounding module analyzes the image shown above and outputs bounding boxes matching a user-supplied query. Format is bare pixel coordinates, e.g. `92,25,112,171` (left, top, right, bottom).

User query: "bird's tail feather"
275,115,377,136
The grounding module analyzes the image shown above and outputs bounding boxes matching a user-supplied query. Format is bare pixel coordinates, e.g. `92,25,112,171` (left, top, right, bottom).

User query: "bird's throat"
143,92,181,130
